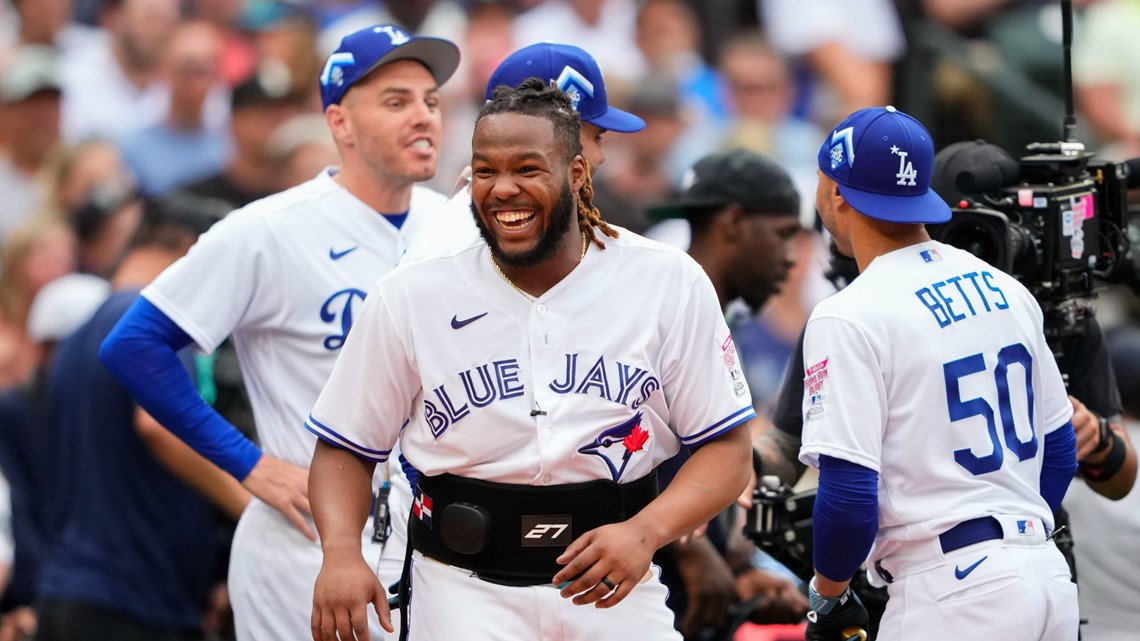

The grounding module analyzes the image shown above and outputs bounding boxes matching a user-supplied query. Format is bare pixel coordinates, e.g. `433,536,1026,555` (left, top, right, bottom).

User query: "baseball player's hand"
553,520,657,608
670,538,737,637
735,568,810,624
311,548,391,641
805,582,868,641
1069,395,1103,461
241,454,315,540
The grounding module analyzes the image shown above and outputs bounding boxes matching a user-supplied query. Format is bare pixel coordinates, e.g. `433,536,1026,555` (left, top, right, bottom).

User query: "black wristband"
1091,416,1113,454
1080,430,1127,482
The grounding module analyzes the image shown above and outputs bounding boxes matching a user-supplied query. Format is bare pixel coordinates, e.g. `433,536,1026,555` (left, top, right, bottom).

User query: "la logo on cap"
891,144,917,186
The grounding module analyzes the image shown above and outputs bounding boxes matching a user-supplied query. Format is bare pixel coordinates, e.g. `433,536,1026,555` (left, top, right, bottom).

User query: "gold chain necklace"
489,232,590,302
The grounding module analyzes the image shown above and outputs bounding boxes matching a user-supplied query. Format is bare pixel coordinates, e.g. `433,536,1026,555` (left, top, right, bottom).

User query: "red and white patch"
721,335,738,370
804,357,829,396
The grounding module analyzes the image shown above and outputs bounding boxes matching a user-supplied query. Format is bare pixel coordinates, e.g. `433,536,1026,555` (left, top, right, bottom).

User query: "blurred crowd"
1,1,1140,640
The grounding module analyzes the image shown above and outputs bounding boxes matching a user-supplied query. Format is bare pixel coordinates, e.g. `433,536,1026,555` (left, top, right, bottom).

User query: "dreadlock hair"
477,77,619,250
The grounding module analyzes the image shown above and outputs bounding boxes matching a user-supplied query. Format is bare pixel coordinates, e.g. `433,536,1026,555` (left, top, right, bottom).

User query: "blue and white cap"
818,106,951,224
320,24,460,110
486,43,645,133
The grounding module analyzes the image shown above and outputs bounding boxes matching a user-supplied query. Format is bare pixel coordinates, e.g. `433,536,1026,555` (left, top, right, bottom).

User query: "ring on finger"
600,576,616,590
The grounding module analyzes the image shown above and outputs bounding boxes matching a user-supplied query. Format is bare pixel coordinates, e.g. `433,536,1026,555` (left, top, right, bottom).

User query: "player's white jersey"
399,181,478,264
308,229,756,485
798,240,1072,564
143,168,446,469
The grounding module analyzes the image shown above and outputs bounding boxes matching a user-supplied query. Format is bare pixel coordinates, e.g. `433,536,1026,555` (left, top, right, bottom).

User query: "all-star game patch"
804,357,829,419
722,335,747,397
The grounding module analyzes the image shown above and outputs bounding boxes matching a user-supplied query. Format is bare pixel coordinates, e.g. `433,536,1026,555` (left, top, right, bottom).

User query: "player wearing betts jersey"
799,106,1079,641
98,25,459,641
306,80,753,641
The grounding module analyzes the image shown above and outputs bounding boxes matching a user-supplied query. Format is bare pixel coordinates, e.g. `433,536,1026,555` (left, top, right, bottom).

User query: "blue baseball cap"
486,43,645,133
818,106,951,224
320,24,460,110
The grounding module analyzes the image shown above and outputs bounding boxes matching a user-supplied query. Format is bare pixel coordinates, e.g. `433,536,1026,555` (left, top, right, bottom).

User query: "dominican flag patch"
413,488,433,529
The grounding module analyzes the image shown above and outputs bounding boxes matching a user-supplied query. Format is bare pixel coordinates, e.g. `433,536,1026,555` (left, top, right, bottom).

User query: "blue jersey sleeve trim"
305,416,390,463
680,406,756,446
813,454,879,583
1040,420,1078,513
99,297,262,480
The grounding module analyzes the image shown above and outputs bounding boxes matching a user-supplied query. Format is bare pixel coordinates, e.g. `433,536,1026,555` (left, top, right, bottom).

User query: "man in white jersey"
401,42,645,264
798,106,1080,641
306,79,754,641
98,24,459,641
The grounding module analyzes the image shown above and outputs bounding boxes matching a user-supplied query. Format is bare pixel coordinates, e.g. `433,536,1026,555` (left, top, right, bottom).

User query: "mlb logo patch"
1016,519,1034,536
413,488,433,529
919,248,941,263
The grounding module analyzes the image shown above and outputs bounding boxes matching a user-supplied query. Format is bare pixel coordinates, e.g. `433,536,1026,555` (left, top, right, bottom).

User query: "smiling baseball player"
799,106,1079,641
306,79,753,641
99,24,459,641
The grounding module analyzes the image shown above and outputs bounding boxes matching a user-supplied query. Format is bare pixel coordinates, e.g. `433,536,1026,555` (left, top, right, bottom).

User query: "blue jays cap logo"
829,127,854,170
555,65,594,112
577,412,649,482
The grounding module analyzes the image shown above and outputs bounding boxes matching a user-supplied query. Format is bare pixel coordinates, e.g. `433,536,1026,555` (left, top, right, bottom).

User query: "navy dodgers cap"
486,43,645,133
818,106,951,224
320,24,459,110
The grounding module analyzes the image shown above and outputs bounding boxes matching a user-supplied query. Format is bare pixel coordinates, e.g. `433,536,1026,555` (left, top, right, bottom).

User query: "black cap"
648,149,800,220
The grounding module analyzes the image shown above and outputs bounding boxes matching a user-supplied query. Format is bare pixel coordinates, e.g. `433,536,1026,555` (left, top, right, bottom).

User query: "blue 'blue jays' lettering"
320,288,367,349
915,271,1009,328
550,353,659,410
423,358,525,438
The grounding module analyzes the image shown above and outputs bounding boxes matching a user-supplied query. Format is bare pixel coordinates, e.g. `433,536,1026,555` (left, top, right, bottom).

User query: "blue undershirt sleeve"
99,297,262,480
813,454,879,583
1040,421,1078,513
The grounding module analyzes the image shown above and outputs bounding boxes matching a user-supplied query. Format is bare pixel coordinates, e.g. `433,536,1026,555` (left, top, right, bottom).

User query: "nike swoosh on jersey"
954,555,988,580
451,312,487,329
329,246,358,260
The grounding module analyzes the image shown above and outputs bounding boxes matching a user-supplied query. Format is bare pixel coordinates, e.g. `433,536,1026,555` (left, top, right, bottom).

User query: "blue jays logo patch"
577,412,649,481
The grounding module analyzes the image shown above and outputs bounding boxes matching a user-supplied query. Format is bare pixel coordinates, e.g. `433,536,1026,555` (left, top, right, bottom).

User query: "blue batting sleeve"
1040,421,1078,513
99,297,262,480
813,455,879,583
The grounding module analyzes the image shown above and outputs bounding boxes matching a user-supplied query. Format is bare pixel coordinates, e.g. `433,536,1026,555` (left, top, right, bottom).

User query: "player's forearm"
100,298,262,479
752,424,806,488
631,423,752,550
310,439,376,554
135,407,251,520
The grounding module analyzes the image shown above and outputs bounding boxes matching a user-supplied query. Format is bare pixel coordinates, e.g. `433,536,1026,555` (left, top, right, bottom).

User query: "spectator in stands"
0,218,77,389
119,21,229,196
757,0,904,124
59,0,182,144
0,46,62,243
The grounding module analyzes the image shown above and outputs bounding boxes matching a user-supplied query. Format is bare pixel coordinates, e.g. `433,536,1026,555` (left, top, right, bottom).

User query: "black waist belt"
940,516,1003,554
409,471,658,586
